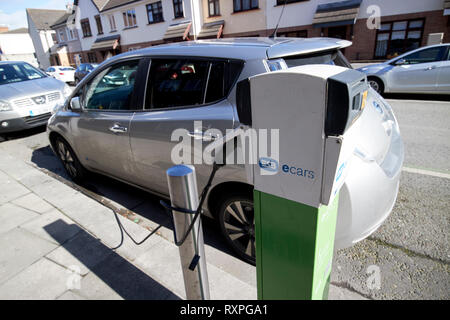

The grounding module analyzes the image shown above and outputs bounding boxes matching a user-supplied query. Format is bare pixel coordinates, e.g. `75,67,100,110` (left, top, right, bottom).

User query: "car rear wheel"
368,77,384,94
218,193,256,265
55,137,87,183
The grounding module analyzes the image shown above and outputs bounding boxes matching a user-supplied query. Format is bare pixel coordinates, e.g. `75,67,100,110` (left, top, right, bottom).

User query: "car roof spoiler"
267,37,352,59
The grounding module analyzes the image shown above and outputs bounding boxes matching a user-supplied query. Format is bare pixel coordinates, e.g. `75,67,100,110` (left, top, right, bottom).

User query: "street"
0,96,449,300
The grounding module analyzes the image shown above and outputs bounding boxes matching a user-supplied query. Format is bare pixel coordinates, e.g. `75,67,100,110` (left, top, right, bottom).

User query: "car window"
83,60,139,111
79,64,86,72
145,58,242,109
282,50,352,69
61,67,74,71
47,67,55,72
401,46,447,65
0,62,46,85
145,59,209,109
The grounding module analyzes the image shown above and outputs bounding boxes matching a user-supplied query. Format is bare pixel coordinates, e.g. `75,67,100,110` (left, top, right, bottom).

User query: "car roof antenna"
269,0,288,39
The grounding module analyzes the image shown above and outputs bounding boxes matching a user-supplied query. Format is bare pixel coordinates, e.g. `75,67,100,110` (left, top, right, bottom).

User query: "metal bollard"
166,165,210,300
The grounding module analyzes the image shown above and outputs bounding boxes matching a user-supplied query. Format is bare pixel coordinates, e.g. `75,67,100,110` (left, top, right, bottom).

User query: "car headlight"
0,100,12,112
63,84,73,99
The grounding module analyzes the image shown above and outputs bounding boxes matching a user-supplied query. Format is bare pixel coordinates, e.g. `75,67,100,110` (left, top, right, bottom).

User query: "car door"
436,45,450,93
388,46,447,93
70,58,144,181
129,57,243,195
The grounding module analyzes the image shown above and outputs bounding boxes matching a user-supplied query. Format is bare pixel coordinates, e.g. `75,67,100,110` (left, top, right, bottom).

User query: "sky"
0,0,71,30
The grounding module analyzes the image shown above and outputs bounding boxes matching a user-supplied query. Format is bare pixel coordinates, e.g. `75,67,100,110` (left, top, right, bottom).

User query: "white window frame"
109,14,117,31
122,8,137,28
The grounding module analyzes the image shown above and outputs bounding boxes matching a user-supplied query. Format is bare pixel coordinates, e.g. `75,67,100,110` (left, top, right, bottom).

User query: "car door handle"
425,65,437,70
188,131,218,141
109,124,128,133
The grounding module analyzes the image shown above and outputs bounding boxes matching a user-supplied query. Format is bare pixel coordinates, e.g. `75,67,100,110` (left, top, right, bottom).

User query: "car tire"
368,77,384,95
0,135,6,143
218,192,256,265
55,137,87,183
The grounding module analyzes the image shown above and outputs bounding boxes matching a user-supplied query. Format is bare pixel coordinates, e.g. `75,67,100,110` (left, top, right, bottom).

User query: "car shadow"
31,146,240,263
0,125,47,143
383,93,450,101
43,219,180,300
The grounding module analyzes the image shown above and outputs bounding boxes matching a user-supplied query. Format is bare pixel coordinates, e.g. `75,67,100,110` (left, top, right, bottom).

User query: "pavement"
0,145,364,300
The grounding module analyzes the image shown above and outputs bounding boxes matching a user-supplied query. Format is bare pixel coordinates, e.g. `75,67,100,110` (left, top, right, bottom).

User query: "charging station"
236,64,369,299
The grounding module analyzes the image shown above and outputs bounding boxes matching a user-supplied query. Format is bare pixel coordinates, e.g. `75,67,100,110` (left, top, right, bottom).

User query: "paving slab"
0,258,69,300
28,179,80,210
20,209,81,245
0,228,57,285
0,203,39,234
11,193,54,214
0,171,30,205
56,290,87,300
74,253,179,300
46,231,112,276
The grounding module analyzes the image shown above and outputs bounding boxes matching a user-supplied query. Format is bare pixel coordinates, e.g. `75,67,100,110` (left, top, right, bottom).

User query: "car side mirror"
394,59,407,66
70,96,82,112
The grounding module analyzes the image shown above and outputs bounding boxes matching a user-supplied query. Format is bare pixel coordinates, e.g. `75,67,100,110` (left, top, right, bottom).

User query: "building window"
81,19,92,37
108,14,117,31
147,2,164,24
276,0,308,4
173,0,183,18
233,0,258,12
58,29,65,42
51,33,57,44
374,19,424,59
95,15,103,34
88,52,97,63
67,28,77,41
122,8,137,28
208,0,220,17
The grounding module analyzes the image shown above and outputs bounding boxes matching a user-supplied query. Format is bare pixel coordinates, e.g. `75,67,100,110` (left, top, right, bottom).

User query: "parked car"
0,61,71,136
46,66,76,84
47,38,404,264
74,63,98,85
358,43,450,94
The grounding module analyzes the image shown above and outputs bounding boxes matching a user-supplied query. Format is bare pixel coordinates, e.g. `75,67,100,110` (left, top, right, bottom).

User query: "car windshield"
0,62,47,85
282,50,352,69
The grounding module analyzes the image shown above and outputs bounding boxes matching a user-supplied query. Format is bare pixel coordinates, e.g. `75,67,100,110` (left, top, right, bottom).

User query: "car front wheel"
368,77,384,94
218,193,256,265
55,137,87,183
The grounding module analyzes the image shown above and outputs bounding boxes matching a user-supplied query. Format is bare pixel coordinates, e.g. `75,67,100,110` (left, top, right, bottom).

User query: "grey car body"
358,43,450,94
0,61,69,134
47,38,403,264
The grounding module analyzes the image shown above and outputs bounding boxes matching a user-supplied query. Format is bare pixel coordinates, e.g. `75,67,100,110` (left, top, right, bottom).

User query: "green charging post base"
254,190,339,300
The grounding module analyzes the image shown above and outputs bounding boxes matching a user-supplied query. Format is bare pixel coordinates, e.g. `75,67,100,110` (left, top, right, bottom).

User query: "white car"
46,66,76,84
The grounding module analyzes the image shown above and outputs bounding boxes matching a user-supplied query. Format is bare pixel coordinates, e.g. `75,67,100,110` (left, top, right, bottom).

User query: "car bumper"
335,155,401,249
0,112,52,134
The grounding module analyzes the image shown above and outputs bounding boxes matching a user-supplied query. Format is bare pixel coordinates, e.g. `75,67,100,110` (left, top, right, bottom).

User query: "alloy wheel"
222,200,256,261
57,141,77,178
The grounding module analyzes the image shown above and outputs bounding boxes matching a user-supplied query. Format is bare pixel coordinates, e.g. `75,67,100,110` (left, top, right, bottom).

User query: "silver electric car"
0,61,71,136
47,38,404,264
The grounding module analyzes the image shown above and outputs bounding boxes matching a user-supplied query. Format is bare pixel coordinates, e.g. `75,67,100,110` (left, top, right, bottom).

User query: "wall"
203,0,267,36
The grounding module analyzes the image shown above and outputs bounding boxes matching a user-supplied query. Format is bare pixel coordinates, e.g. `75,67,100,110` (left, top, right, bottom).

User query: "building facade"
26,8,68,69
63,0,450,64
0,28,37,66
50,13,83,67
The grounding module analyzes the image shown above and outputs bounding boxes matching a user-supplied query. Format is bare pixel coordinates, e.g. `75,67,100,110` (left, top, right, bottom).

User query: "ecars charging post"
236,64,369,299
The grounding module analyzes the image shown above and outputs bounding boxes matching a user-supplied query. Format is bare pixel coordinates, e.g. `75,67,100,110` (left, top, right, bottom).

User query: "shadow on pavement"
44,219,180,300
31,146,239,262
0,125,47,143
383,93,450,101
